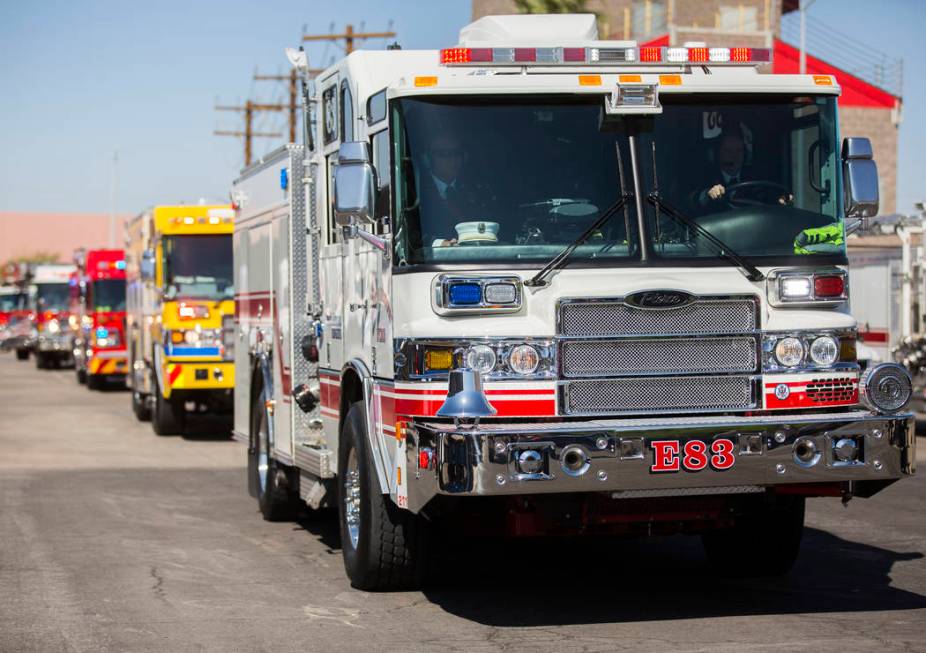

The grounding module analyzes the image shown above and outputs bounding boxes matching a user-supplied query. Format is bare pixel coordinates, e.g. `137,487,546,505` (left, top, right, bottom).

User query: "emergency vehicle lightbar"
440,46,771,66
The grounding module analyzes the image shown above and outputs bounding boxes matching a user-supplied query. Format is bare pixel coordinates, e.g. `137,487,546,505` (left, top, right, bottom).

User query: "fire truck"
15,263,77,368
0,263,29,351
125,204,235,435
70,249,128,389
231,14,916,590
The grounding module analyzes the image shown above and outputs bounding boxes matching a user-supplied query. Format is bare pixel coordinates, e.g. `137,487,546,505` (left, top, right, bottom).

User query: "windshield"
641,94,840,259
0,293,25,311
35,283,69,311
393,97,638,266
163,235,233,300
392,94,841,267
92,279,126,312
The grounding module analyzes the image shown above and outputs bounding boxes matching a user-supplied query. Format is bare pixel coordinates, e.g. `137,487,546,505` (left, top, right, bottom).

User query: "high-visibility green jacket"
794,222,844,254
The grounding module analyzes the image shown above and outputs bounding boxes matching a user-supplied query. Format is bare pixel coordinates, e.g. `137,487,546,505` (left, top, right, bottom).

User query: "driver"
418,132,480,247
692,130,750,209
691,129,792,211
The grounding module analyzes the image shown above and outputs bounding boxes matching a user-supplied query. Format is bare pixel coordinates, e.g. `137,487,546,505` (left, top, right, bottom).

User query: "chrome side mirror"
334,141,375,229
843,137,879,219
140,249,155,281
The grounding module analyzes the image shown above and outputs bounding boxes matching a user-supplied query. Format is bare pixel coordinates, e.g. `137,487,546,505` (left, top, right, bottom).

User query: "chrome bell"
436,367,497,422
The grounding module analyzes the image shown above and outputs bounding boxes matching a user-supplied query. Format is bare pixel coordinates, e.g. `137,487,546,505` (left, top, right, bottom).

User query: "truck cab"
125,205,235,434
233,14,915,590
71,249,128,389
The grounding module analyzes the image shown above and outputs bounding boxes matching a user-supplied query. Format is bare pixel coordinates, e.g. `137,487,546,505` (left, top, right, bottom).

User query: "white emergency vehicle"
232,14,916,590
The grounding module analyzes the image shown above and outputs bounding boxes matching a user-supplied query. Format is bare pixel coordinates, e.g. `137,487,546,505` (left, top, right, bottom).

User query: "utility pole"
215,100,283,166
799,0,817,74
253,66,322,143
302,23,396,55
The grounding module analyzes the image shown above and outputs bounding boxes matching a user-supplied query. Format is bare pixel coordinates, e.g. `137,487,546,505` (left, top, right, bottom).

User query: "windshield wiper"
644,193,765,282
524,193,632,288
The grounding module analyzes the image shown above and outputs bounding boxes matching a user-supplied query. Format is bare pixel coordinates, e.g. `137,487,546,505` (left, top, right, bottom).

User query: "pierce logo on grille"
624,290,695,310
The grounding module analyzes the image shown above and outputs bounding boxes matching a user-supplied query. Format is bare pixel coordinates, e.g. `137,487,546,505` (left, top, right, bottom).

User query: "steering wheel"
726,181,791,207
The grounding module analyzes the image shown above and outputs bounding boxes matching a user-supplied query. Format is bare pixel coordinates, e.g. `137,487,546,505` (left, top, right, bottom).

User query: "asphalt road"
2,352,926,652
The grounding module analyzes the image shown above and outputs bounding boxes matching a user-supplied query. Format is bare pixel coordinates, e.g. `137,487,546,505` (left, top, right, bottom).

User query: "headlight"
774,337,804,367
509,344,540,375
46,319,60,334
184,330,200,345
809,336,838,366
464,344,497,374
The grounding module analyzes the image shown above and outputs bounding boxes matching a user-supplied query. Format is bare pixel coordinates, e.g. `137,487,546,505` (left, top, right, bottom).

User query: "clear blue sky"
1,0,923,215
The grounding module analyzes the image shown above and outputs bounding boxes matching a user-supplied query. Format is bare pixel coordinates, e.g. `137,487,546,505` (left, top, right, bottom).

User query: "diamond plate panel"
288,147,322,438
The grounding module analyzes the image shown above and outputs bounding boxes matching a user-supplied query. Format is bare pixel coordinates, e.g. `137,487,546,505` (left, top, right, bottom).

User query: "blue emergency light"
95,326,109,339
448,283,482,305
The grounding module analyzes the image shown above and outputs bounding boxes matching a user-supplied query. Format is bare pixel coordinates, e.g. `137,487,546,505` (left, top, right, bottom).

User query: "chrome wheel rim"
344,449,361,549
257,406,269,494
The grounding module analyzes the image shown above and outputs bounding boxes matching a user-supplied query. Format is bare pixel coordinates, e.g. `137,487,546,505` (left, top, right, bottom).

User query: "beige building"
0,212,126,265
472,0,903,213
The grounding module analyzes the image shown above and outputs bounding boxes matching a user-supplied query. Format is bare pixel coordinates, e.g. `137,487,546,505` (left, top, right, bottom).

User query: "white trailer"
232,14,916,590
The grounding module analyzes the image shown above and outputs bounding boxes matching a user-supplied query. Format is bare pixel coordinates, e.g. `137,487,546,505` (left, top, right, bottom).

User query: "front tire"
250,379,296,520
15,348,28,361
132,390,152,421
76,367,87,385
339,401,429,591
87,374,104,391
702,495,805,577
34,352,47,369
151,381,182,435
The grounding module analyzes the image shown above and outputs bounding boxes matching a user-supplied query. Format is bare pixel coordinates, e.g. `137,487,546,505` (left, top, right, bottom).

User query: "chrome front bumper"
406,410,915,513
36,333,71,352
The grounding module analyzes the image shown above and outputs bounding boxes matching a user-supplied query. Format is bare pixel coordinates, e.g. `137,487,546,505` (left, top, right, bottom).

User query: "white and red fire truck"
231,14,916,590
6,263,77,367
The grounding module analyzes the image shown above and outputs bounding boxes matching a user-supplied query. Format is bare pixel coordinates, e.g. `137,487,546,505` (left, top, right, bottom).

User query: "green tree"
514,0,588,12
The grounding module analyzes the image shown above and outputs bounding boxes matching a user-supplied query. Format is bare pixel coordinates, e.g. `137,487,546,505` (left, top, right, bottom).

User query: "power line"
214,100,283,166
302,23,396,55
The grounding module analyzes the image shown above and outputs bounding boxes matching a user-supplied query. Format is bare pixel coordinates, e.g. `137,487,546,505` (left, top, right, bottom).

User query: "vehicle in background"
70,249,128,390
125,204,235,434
0,284,28,350
24,263,76,369
232,14,915,590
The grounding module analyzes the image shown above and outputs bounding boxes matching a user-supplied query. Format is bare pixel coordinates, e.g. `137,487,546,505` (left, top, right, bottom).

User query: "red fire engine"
71,249,128,389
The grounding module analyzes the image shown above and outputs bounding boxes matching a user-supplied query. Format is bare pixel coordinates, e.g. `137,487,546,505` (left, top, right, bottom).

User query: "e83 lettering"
650,438,736,473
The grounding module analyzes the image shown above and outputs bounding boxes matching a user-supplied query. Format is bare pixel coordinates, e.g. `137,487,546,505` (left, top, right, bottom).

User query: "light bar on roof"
439,46,772,66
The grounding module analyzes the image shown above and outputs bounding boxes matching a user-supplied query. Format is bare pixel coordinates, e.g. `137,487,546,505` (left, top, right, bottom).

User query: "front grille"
557,295,760,415
561,337,757,378
559,297,756,337
563,376,757,415
807,377,856,403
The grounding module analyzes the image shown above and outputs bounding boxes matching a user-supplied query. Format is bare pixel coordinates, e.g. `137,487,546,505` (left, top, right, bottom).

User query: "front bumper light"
397,338,556,380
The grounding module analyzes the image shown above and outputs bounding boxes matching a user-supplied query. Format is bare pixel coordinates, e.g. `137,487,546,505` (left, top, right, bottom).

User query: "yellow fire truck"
125,204,236,435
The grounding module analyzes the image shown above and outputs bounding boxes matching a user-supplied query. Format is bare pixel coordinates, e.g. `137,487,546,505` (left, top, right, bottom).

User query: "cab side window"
340,81,354,142
371,130,391,235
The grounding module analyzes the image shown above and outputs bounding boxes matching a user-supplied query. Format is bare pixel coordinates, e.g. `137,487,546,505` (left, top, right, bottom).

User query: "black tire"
151,381,182,436
132,390,152,422
34,352,47,369
15,348,28,361
251,377,296,520
339,401,429,591
702,495,805,577
76,367,87,385
87,374,103,391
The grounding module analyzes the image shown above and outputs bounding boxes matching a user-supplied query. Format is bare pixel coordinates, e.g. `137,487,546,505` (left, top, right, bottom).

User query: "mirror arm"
353,229,391,259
